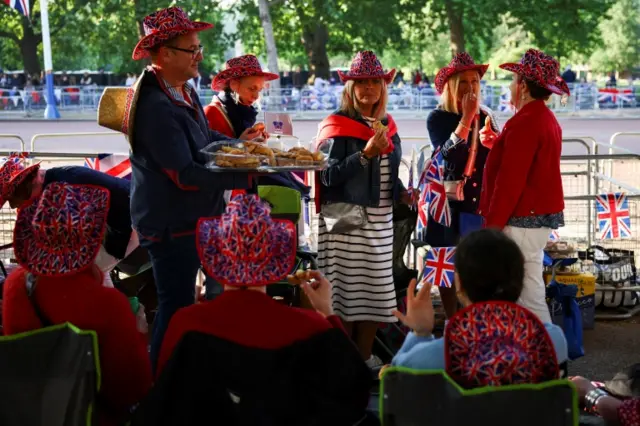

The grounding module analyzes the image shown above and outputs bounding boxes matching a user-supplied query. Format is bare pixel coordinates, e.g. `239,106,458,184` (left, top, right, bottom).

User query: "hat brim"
444,301,559,388
196,216,297,287
211,67,280,91
98,75,144,148
435,64,489,94
499,63,570,96
132,22,214,61
337,69,396,85
13,184,110,277
0,163,41,208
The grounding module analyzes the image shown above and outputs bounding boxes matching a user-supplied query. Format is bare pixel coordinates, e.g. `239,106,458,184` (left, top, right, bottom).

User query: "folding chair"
380,368,578,426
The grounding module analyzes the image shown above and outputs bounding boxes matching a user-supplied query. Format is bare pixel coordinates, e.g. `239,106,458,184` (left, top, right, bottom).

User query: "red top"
479,100,564,229
2,266,153,426
157,290,346,376
203,100,235,137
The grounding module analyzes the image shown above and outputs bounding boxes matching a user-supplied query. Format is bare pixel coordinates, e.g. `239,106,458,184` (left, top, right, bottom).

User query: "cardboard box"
545,273,596,330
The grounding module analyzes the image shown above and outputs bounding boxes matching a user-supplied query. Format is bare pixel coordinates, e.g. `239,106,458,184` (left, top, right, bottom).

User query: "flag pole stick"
40,0,60,119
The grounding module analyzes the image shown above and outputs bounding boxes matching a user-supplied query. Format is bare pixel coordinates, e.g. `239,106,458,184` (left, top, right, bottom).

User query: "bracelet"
459,121,472,131
585,388,609,414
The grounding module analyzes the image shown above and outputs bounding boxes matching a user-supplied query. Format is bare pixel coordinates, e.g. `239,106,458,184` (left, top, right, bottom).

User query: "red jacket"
203,101,235,137
479,100,564,229
157,290,347,376
2,266,153,426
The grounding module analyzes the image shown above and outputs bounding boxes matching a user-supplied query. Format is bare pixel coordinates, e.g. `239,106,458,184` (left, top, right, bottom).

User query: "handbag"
445,115,480,201
320,202,368,234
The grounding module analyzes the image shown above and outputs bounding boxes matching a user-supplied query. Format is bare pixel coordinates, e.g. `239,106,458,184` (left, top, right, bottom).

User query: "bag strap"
461,115,480,181
24,272,53,327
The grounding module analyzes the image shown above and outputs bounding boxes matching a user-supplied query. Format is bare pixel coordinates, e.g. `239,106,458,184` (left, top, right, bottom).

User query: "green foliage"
589,0,640,72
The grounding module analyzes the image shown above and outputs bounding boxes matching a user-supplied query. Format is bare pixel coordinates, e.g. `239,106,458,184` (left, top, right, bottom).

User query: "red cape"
314,114,397,213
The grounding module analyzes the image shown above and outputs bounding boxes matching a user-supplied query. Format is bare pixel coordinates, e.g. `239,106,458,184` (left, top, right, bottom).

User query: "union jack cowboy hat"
212,55,279,91
0,153,41,208
338,51,396,84
434,52,489,94
196,194,296,287
445,301,559,389
14,183,110,277
132,6,213,61
500,49,571,96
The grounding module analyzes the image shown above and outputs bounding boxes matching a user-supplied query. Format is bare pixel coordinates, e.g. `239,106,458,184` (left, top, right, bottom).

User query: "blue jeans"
139,233,221,372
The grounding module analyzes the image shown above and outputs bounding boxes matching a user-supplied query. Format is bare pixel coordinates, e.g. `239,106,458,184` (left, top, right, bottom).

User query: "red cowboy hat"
435,52,489,94
500,49,570,96
445,301,559,389
338,51,395,84
0,153,41,207
132,7,213,61
211,55,279,91
14,183,111,277
196,194,296,287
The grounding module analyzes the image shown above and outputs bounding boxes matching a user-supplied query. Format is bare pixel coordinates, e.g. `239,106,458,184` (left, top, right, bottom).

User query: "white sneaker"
366,354,384,370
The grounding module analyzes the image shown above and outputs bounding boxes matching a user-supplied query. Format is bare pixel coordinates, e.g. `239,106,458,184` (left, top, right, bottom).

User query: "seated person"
391,228,568,385
0,153,136,286
571,374,640,426
153,194,372,425
2,182,152,426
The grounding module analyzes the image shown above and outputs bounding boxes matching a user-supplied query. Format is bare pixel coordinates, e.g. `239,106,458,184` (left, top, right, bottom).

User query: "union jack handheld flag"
420,247,456,288
426,152,451,227
596,193,632,239
3,0,29,17
85,154,132,180
549,230,560,241
406,149,417,209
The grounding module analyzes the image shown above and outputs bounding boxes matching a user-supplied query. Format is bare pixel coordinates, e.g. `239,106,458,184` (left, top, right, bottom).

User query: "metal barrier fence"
2,83,638,116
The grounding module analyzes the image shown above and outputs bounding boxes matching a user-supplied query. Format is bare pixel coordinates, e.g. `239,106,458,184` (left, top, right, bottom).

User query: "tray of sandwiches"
202,137,334,172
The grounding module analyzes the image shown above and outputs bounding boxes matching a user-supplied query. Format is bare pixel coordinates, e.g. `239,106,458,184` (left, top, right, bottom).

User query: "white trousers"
94,231,140,288
503,226,552,323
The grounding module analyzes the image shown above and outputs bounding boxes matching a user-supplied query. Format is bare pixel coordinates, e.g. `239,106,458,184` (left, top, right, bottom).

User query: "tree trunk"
301,23,330,80
445,0,465,55
20,16,41,75
257,0,280,93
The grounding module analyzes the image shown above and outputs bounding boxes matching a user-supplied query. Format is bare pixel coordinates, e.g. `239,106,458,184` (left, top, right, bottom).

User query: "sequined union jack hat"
445,301,559,389
212,55,279,91
434,52,489,94
196,194,296,287
14,183,110,277
338,51,396,84
500,49,570,96
0,153,41,208
132,6,213,61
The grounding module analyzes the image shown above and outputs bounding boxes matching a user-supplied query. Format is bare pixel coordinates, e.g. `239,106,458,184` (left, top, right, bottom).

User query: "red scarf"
314,114,398,213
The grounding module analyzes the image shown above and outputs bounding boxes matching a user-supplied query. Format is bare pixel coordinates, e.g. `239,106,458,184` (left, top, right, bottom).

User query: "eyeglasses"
166,44,204,58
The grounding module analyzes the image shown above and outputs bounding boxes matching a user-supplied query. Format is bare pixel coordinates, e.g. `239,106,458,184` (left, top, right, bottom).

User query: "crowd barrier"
1,83,638,116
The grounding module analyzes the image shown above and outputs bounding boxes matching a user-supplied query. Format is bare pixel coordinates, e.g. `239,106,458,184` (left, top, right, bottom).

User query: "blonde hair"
440,71,481,115
339,79,388,120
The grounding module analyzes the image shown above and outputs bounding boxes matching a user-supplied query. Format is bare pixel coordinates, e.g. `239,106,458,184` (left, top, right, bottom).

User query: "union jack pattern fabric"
3,0,29,18
499,86,515,113
0,152,40,206
598,88,634,106
420,247,456,288
338,51,395,84
500,49,570,96
596,193,632,239
197,194,296,286
435,52,489,94
85,154,132,180
445,301,559,389
132,7,213,60
426,152,451,227
14,183,110,277
212,55,279,90
549,230,560,241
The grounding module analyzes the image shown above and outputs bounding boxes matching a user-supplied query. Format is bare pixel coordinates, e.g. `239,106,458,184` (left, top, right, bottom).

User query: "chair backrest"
380,368,578,426
0,323,100,426
257,185,301,223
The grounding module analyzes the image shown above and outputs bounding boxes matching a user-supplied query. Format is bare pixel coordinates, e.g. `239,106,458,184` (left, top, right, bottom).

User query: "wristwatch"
359,150,369,166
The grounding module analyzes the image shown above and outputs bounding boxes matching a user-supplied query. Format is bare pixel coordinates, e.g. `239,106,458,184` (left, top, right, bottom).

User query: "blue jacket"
319,112,405,208
130,70,250,240
44,166,132,259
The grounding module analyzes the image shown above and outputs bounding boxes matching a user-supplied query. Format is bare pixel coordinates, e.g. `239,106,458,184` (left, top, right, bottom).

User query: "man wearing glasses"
127,7,250,370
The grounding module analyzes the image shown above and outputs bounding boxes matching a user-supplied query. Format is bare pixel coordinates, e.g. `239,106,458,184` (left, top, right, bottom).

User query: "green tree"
589,0,640,73
234,0,404,79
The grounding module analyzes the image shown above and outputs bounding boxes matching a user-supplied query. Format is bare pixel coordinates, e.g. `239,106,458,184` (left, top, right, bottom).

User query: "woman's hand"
461,92,480,123
392,279,435,336
135,304,149,335
570,376,597,402
479,116,498,149
239,127,262,141
363,130,388,158
300,270,334,317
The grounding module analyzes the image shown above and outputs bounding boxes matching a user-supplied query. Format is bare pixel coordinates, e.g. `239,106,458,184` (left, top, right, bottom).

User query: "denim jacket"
319,112,405,208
